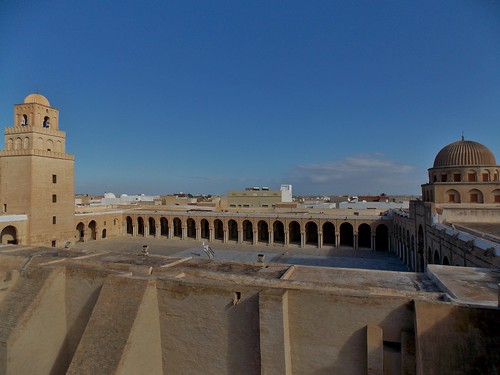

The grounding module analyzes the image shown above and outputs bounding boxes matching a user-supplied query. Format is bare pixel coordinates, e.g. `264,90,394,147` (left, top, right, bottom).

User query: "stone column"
168,226,173,239
318,231,323,249
284,231,289,246
269,230,273,246
366,324,383,375
354,233,358,250
144,225,149,238
223,229,228,243
196,226,201,241
209,228,214,242
335,233,340,248
182,227,187,240
237,229,243,244
253,230,258,245
259,289,292,375
371,234,376,251
300,231,305,248
133,224,137,237
155,225,160,238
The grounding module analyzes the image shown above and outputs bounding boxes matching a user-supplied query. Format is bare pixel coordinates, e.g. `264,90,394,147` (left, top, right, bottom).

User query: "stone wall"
0,251,497,375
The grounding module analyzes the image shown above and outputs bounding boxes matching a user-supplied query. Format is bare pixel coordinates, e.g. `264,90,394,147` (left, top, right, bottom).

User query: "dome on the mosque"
433,138,497,168
23,93,50,106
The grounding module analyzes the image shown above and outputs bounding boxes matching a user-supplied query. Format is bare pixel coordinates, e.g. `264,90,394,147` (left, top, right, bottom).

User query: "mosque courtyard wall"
0,93,499,373
1,248,497,375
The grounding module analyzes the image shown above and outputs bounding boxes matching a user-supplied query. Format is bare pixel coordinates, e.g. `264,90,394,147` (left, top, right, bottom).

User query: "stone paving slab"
71,236,409,272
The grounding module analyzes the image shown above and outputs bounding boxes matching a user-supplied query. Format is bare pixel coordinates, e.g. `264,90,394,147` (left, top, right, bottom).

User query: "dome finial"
461,132,464,141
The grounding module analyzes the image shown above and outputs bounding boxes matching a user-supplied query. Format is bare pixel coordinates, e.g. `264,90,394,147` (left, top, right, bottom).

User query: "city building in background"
0,94,498,374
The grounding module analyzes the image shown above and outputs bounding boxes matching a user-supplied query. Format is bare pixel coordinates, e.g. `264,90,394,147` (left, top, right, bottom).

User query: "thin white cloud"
288,154,424,195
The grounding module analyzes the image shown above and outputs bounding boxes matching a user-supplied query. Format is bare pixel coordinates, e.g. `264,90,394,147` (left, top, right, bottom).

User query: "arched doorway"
417,225,425,272
160,217,168,237
214,219,224,240
0,226,17,244
76,222,85,242
289,221,301,245
410,235,415,270
126,216,133,235
137,217,144,236
358,223,371,249
258,221,269,243
228,220,238,241
102,229,107,239
187,218,196,239
375,224,389,251
200,219,209,239
433,250,440,265
88,221,97,240
273,221,285,244
149,217,156,236
173,218,182,238
322,222,335,246
305,221,318,246
242,220,253,243
339,222,354,247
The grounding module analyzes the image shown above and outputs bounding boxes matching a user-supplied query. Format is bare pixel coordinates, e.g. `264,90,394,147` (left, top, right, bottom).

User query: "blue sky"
1,1,499,196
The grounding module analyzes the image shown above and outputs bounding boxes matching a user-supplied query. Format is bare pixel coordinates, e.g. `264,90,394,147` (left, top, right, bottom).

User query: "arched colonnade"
75,217,121,242
123,213,391,250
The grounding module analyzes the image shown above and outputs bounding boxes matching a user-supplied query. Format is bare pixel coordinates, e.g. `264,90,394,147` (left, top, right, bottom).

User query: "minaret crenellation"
2,94,71,157
0,93,75,246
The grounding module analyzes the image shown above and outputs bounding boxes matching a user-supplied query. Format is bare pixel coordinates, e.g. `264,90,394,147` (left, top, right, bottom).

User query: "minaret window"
52,194,57,203
21,114,28,126
43,116,50,128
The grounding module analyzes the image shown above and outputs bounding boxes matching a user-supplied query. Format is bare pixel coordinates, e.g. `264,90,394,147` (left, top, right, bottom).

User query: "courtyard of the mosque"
71,236,408,272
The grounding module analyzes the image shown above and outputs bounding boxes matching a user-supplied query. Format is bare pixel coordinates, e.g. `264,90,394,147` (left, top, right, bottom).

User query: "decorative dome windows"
468,189,483,203
446,189,460,203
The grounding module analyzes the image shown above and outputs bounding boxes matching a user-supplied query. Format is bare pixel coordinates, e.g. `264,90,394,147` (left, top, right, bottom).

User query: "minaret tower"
0,94,75,246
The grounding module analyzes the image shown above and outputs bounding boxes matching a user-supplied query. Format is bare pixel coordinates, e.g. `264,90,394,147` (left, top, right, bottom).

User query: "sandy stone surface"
71,236,408,271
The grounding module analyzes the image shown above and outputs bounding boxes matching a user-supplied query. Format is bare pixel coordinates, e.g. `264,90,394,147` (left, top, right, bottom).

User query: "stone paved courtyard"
71,236,408,272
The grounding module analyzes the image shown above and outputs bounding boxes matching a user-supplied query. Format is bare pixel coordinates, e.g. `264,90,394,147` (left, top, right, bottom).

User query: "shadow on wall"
226,291,261,374
415,301,500,374
329,301,415,375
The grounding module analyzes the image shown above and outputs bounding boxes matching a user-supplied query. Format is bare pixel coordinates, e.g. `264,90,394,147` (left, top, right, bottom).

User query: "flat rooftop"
1,238,498,306
454,222,500,242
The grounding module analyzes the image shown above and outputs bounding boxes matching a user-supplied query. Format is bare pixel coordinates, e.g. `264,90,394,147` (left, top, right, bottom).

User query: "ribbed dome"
433,139,496,167
24,93,50,106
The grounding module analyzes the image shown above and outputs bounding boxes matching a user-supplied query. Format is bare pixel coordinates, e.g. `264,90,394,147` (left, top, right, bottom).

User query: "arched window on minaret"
43,116,50,128
21,114,28,126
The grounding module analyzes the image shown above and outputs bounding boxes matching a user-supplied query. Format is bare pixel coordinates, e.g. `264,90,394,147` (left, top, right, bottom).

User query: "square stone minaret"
0,94,75,246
